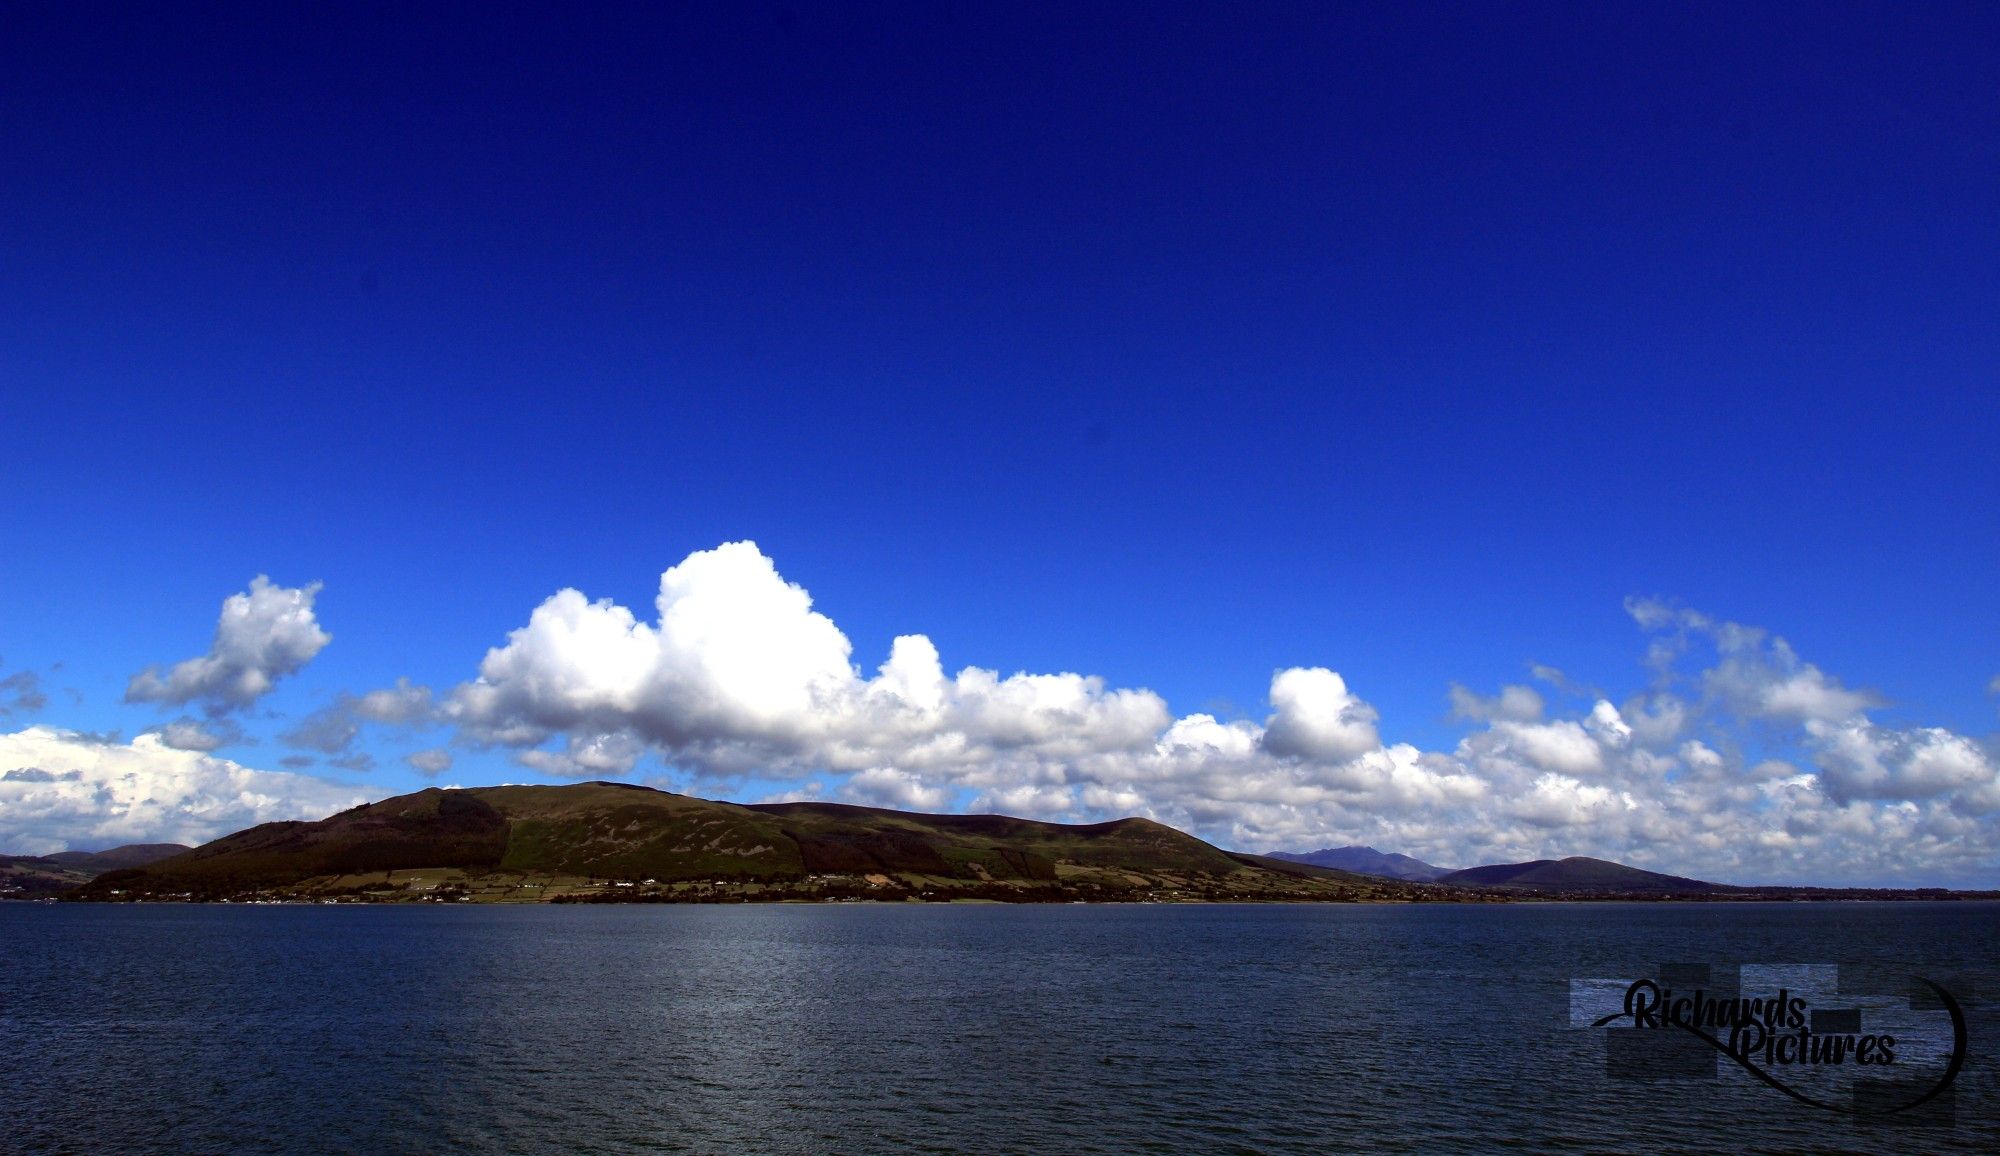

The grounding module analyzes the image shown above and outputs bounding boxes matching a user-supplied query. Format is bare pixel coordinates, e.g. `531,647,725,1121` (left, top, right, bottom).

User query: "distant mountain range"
1,843,190,899
67,783,1442,904
1271,847,1727,893
1266,846,1451,882
47,843,194,871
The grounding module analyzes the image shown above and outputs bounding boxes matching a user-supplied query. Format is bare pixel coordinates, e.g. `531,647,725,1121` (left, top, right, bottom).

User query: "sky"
2,3,1995,885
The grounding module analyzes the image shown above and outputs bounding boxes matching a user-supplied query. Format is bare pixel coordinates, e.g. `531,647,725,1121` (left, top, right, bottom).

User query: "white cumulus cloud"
126,577,331,715
1261,668,1382,762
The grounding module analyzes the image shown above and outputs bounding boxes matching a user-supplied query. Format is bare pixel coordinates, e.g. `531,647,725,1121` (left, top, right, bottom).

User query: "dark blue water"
3,902,1996,1153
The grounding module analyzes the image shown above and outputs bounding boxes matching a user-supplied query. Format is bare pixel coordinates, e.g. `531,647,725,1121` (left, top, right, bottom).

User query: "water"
3,902,1996,1153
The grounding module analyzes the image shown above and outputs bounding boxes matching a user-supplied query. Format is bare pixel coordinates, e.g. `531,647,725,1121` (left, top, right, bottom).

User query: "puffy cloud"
448,544,852,753
1810,722,1995,805
1741,660,1880,725
1509,773,1632,828
970,782,1080,820
446,541,1176,777
353,679,435,725
404,748,453,777
126,578,330,714
1260,668,1381,761
1492,719,1607,776
0,726,369,855
1584,700,1632,747
841,767,953,812
1620,693,1689,746
515,732,644,779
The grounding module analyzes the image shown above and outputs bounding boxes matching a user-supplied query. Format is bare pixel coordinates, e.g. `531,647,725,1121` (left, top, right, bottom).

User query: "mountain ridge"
70,782,1451,904
1267,845,1451,882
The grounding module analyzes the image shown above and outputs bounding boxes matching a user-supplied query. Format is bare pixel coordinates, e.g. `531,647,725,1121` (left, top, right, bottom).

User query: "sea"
4,901,1996,1153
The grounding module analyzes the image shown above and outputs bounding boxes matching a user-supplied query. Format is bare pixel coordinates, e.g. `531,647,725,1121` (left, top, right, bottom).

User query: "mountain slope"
1436,856,1720,894
2,855,97,899
1268,845,1450,882
3,843,194,899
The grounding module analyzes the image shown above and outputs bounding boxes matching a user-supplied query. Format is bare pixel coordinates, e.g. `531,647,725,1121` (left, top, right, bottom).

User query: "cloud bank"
430,543,1997,886
0,726,369,856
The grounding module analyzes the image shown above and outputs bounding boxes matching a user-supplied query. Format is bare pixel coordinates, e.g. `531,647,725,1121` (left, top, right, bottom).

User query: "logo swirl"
1591,975,1966,1117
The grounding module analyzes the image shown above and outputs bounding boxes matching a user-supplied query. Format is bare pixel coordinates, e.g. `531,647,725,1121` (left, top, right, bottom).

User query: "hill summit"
1268,845,1450,882
1435,856,1719,893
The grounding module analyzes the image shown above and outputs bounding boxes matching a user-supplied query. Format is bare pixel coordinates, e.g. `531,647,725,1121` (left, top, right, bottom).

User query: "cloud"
152,717,243,752
353,679,435,725
283,678,438,755
0,726,369,856
840,767,952,811
1261,668,1381,762
1490,718,1608,776
514,732,644,778
404,748,453,777
1623,597,1881,724
1809,721,1995,805
126,577,331,715
444,541,1174,778
0,663,48,718
1449,683,1544,723
3,767,80,783
1528,664,1597,699
281,705,359,754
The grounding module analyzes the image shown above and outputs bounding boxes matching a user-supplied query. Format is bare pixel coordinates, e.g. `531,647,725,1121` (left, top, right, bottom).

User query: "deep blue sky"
2,3,1995,816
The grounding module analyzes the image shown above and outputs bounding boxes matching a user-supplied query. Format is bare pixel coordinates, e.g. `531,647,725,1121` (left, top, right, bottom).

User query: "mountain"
45,843,191,870
71,782,1455,904
1,854,97,899
1267,846,1450,882
1435,856,1721,894
2,843,193,899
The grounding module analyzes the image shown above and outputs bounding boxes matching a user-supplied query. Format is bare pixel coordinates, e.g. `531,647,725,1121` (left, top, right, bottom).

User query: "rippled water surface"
5,902,1997,1153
